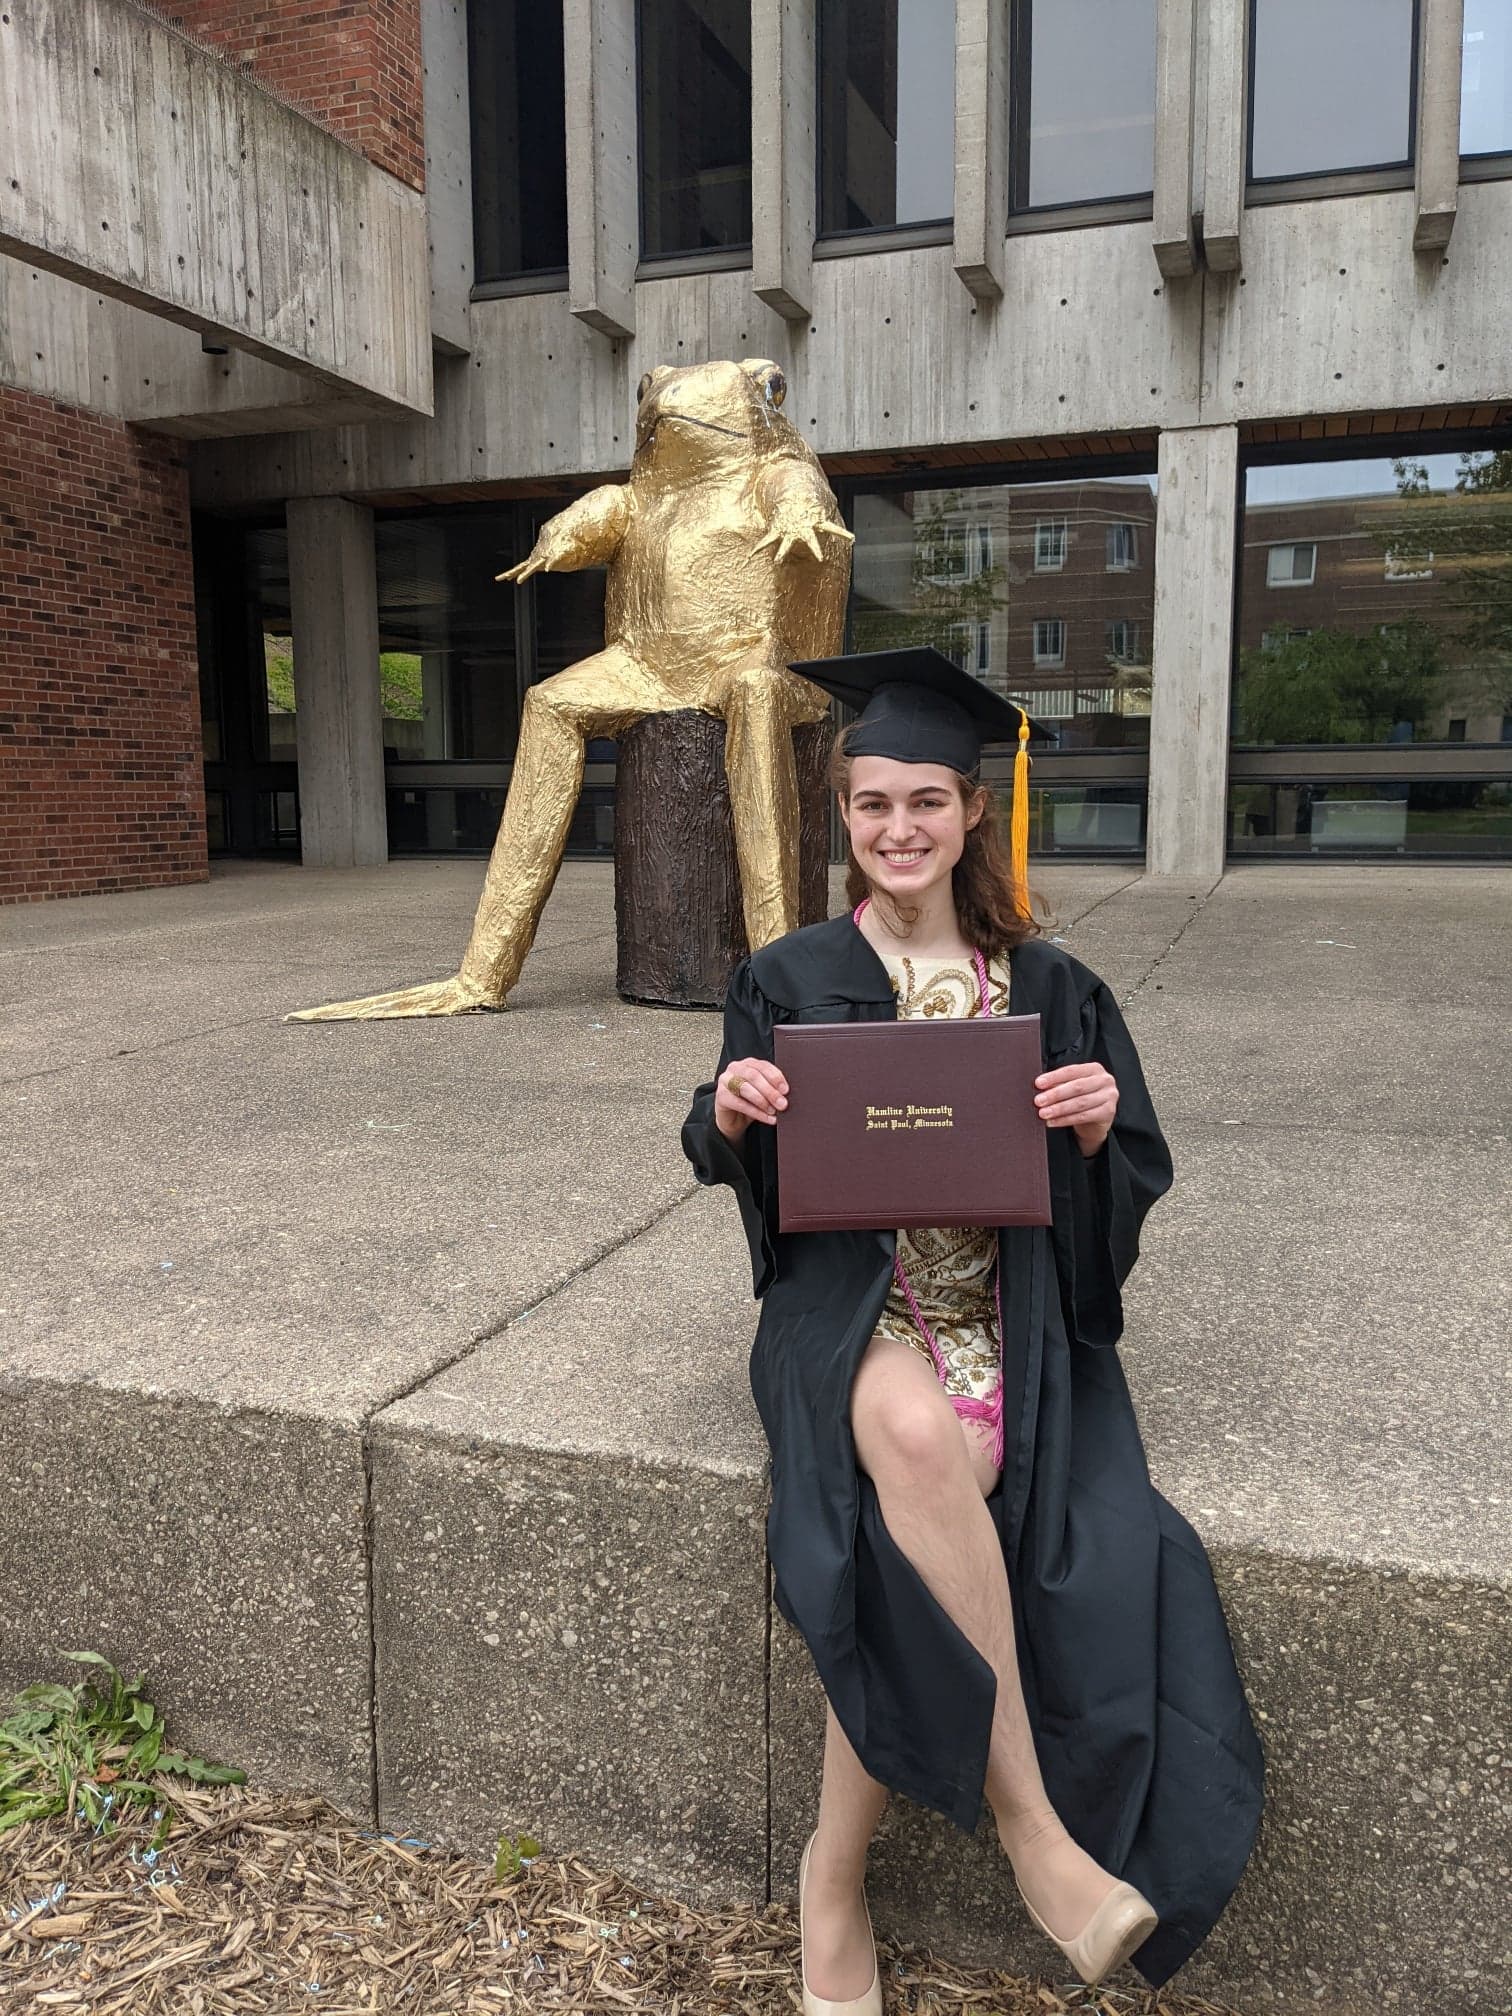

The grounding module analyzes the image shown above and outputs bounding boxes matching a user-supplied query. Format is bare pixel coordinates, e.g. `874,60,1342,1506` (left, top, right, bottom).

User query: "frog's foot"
285,974,502,1022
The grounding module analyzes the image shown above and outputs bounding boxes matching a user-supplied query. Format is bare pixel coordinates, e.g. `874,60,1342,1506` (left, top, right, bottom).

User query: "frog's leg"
288,650,666,1019
707,658,832,952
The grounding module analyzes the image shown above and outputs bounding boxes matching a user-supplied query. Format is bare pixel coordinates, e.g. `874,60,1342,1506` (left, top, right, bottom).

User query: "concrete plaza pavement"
2,858,1508,2013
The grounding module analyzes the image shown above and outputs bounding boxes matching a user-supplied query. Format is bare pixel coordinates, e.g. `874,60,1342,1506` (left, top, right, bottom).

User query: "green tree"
1236,621,1445,743
1363,453,1512,723
850,491,1007,668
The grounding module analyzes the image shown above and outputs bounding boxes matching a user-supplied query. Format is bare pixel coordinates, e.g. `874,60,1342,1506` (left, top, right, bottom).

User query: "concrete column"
1201,0,1247,272
1146,425,1239,880
287,499,389,870
753,0,817,321
423,0,474,356
566,0,637,340
1414,0,1464,252
953,0,1010,301
1152,0,1197,277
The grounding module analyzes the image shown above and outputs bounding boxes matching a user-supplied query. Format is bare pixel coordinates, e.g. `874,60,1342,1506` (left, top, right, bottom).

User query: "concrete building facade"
4,0,1511,901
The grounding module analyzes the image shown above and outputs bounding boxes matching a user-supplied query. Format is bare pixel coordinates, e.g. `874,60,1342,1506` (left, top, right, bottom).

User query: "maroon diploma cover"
772,1016,1052,1233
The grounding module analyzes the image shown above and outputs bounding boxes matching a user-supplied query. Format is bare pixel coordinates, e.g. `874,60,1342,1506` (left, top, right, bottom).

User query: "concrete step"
3,859,1507,2016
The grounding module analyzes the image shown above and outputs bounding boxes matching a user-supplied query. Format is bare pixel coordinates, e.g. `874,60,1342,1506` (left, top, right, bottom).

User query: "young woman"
681,653,1264,2014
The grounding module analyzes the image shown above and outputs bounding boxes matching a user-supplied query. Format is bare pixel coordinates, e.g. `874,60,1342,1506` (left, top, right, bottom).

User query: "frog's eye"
637,371,655,404
764,368,787,409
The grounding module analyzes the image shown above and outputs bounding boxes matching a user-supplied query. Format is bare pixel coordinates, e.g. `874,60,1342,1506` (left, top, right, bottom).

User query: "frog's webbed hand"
752,466,854,566
497,485,633,582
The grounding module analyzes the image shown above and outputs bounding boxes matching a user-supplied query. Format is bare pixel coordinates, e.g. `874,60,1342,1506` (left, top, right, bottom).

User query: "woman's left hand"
1034,1063,1117,1158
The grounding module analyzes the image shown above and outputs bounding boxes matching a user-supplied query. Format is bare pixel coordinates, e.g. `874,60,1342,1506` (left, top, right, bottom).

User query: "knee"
720,662,781,718
855,1387,965,1490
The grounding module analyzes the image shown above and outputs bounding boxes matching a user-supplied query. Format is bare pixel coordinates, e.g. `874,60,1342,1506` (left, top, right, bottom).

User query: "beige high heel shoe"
1013,1868,1159,1986
798,1829,883,2016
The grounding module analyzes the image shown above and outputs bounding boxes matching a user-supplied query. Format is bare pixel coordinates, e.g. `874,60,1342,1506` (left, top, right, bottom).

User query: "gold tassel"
1011,711,1031,917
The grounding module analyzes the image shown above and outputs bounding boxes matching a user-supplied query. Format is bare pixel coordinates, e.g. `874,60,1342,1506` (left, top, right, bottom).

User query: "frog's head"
632,357,790,473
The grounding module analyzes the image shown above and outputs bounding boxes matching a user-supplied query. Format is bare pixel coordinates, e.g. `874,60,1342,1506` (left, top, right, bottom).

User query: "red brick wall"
170,1,425,191
0,389,207,905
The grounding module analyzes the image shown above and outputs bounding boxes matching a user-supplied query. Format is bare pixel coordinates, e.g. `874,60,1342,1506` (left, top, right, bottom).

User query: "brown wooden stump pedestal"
614,710,833,1007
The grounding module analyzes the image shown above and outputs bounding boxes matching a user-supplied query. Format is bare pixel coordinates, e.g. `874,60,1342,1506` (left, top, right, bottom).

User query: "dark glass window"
848,473,1158,754
1230,780,1512,858
469,0,569,285
1235,448,1512,747
638,0,752,257
817,0,956,234
1249,0,1416,182
1011,0,1156,211
375,514,522,760
1461,0,1512,157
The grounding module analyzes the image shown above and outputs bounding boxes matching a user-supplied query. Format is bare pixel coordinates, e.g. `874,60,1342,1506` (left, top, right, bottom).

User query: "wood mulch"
0,1783,1246,2014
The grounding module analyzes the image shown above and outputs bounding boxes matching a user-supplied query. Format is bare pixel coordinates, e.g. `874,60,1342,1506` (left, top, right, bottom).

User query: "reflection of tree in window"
851,490,1008,681
1376,452,1512,725
1236,621,1446,744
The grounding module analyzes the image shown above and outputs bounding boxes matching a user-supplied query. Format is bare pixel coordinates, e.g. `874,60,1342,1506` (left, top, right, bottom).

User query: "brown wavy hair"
829,725,1047,959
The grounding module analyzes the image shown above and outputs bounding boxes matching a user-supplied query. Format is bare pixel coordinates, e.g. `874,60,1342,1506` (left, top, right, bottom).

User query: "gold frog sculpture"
290,357,853,1019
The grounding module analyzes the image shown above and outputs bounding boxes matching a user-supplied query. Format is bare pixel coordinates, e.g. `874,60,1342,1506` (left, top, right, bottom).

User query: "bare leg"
849,1335,1126,1941
711,661,829,951
801,1704,889,2000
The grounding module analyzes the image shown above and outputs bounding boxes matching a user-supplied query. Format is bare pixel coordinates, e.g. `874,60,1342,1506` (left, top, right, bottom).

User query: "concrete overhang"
0,0,433,432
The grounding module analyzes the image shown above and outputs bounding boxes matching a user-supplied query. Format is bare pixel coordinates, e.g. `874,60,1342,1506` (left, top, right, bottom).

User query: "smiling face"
839,755,983,906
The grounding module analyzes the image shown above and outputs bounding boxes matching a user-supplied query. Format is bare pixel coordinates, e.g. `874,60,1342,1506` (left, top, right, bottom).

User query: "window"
818,0,956,233
1461,1,1512,158
1266,542,1317,587
1011,0,1157,210
639,0,752,257
1105,521,1138,571
1105,620,1141,662
947,619,993,676
1249,0,1415,184
1034,519,1068,570
847,474,1157,758
1235,449,1512,755
1033,618,1066,666
469,0,569,285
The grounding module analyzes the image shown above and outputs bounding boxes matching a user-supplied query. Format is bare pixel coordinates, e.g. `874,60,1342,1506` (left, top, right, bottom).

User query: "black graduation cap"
786,645,1058,774
788,645,1055,915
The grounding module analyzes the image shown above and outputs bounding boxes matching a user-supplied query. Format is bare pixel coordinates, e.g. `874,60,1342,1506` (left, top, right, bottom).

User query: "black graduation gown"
680,914,1264,1988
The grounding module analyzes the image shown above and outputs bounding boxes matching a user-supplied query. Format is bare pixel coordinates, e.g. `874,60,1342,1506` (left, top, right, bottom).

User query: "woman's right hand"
714,1057,789,1140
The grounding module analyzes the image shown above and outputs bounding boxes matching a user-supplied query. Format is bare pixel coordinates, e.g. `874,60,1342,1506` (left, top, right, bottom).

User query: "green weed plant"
0,1652,244,1842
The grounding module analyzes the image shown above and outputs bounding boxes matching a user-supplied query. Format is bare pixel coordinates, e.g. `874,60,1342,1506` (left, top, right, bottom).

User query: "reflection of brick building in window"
850,478,1158,750
1239,493,1505,743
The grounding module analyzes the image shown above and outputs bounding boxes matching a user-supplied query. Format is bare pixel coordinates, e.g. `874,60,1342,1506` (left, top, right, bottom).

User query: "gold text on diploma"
864,1104,956,1132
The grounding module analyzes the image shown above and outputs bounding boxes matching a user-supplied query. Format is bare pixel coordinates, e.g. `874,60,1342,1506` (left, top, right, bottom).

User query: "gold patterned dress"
873,949,1013,1440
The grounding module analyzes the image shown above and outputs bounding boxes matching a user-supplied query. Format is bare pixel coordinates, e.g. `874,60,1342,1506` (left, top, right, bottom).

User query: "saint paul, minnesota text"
864,1104,956,1131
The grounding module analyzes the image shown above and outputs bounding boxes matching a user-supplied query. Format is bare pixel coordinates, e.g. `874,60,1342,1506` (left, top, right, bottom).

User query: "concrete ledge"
372,1195,772,1904
0,0,432,420
0,1377,374,1817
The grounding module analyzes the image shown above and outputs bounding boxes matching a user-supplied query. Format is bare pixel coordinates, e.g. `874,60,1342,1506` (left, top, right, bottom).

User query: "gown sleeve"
1061,976,1175,1349
680,957,782,1298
